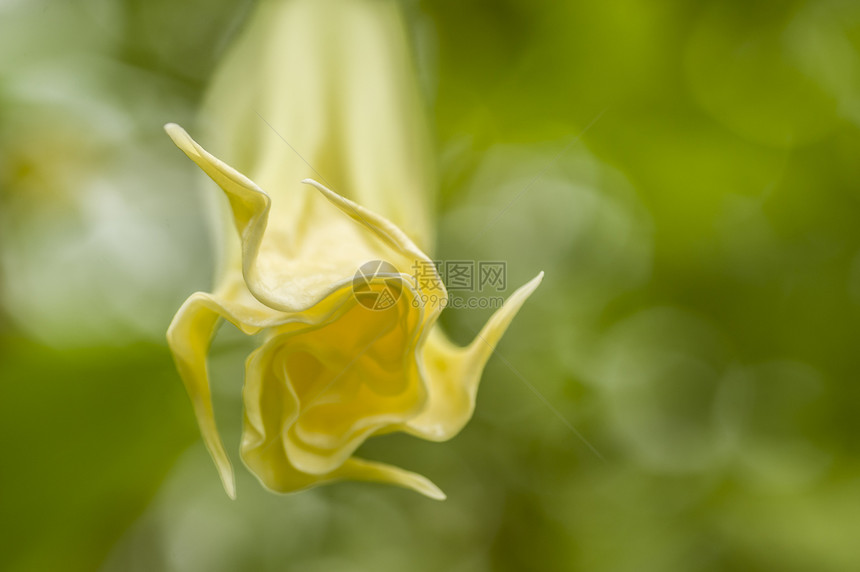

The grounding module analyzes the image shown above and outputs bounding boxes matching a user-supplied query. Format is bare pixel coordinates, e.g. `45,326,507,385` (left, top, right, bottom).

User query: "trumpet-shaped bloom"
166,0,542,500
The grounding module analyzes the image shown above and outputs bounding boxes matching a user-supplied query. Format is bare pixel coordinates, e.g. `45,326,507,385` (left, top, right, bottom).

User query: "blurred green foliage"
2,0,860,571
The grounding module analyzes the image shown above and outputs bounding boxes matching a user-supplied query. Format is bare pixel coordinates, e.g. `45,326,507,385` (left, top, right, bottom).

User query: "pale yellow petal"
241,284,428,477
404,272,545,441
241,330,301,455
170,286,363,499
337,457,446,500
302,178,447,315
203,0,434,250
165,123,379,312
241,449,444,501
301,178,430,268
168,294,235,498
165,123,269,241
330,0,436,251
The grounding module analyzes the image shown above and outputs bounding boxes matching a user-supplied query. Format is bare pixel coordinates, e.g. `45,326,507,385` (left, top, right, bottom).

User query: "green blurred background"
2,0,860,570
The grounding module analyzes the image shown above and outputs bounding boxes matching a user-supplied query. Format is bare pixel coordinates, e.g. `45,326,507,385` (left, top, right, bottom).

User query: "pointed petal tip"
217,463,237,499
163,122,184,138
462,269,545,359
426,486,447,501
301,178,329,194
301,178,332,196
346,458,447,501
515,271,544,300
405,474,447,501
215,453,237,500
301,178,337,200
164,123,193,150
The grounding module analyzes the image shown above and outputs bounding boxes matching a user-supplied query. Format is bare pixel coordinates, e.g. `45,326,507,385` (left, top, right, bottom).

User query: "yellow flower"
165,0,542,500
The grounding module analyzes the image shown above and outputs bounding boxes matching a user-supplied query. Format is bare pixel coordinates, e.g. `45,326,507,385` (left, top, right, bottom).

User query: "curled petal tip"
343,458,447,500
399,472,447,501
164,123,196,153
164,122,186,141
300,178,334,200
425,485,447,501
404,269,544,442
224,476,237,500
508,271,544,305
526,272,544,294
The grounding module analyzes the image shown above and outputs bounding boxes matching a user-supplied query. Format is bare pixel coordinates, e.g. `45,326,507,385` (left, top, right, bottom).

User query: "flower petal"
165,123,269,247
171,285,364,499
302,177,447,315
301,178,429,268
166,291,287,499
337,457,446,500
202,0,435,251
404,272,545,441
166,123,381,313
241,283,428,477
241,450,445,501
